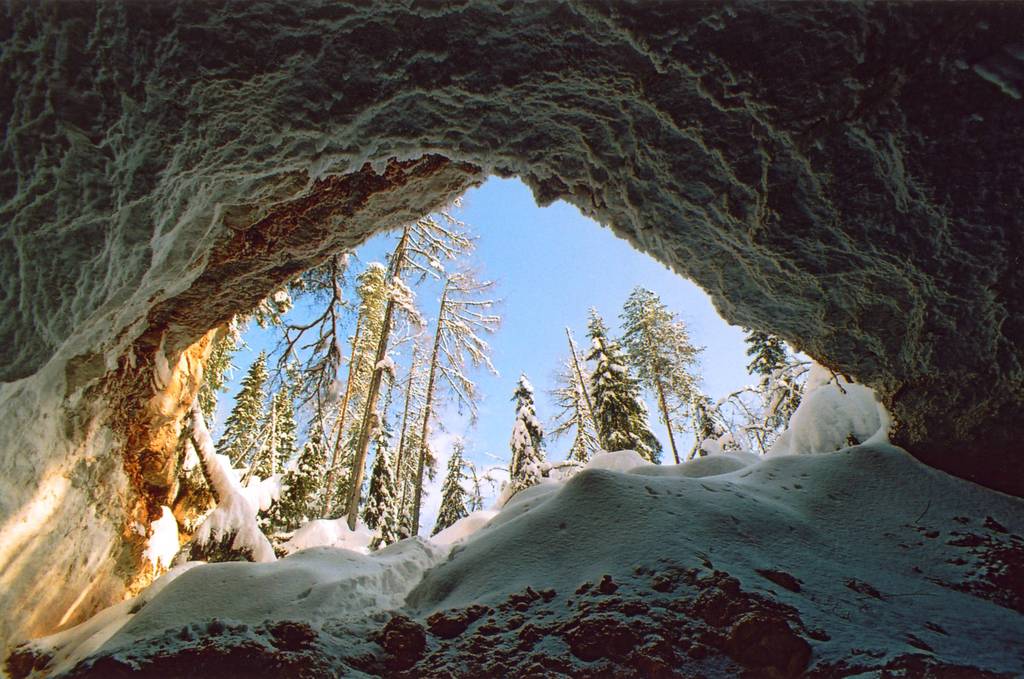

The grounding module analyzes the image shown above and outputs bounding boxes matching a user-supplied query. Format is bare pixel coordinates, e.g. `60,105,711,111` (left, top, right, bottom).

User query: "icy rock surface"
3,0,1024,657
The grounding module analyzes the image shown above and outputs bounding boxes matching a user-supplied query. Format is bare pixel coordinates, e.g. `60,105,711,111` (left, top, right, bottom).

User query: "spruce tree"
621,287,702,464
689,394,727,459
509,374,546,491
272,425,327,531
433,440,469,535
742,329,805,444
586,309,662,463
362,417,397,531
220,351,269,468
745,330,788,378
272,386,298,471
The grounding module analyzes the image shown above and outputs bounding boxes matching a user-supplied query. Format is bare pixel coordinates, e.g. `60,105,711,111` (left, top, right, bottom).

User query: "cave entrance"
207,176,800,537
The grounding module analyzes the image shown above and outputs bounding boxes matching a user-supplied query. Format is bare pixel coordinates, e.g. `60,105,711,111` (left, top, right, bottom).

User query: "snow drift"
14,439,1022,678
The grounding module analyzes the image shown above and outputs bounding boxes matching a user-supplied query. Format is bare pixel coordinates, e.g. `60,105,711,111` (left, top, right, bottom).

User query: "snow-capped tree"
321,262,389,518
433,439,470,535
409,271,500,534
586,309,662,463
220,351,269,468
744,329,805,433
509,374,546,492
620,287,703,464
272,385,298,471
363,417,400,550
550,328,601,464
270,423,327,532
346,215,473,530
710,330,809,454
186,403,276,564
689,394,729,459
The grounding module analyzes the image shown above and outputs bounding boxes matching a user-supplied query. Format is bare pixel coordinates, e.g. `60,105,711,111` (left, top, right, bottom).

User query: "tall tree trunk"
321,311,363,517
393,345,419,522
566,327,602,449
655,377,680,464
410,281,449,535
345,227,409,529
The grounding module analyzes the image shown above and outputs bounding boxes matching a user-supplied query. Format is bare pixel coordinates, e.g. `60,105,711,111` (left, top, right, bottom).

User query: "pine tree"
689,394,728,459
586,309,662,463
220,351,269,469
272,384,298,471
509,374,546,491
745,331,788,378
272,424,327,531
433,440,469,535
620,288,703,464
362,416,397,532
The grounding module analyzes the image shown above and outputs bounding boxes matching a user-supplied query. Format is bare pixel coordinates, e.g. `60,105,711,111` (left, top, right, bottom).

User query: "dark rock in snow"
755,568,803,593
379,615,426,672
727,612,812,678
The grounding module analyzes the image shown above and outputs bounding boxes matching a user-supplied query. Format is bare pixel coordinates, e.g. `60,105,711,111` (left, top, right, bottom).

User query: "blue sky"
216,176,755,529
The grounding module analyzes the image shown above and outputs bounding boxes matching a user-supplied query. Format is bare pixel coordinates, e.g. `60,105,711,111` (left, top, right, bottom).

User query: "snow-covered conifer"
197,319,241,423
621,287,703,464
509,374,546,491
220,351,269,468
586,309,662,463
433,439,469,535
271,424,327,531
362,417,397,532
689,394,728,458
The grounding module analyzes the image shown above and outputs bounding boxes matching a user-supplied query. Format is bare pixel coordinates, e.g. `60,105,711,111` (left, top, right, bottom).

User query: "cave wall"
2,0,1023,652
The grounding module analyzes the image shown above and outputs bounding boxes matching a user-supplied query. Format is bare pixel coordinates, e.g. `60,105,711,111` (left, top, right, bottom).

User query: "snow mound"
770,363,891,456
10,563,203,678
279,518,374,555
629,451,760,478
406,443,1024,675
57,539,444,677
429,510,498,548
584,449,651,472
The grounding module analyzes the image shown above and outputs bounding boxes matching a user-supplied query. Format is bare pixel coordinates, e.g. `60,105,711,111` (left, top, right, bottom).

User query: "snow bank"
629,451,760,478
407,443,1024,674
12,563,203,677
279,518,374,555
769,362,891,456
49,539,445,677
584,449,650,473
429,510,499,548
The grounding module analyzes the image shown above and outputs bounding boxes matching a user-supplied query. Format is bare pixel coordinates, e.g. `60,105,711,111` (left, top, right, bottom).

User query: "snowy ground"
8,443,1023,678
6,379,1023,677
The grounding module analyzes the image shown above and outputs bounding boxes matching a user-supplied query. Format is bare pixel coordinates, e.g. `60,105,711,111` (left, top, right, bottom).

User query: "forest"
178,208,809,564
